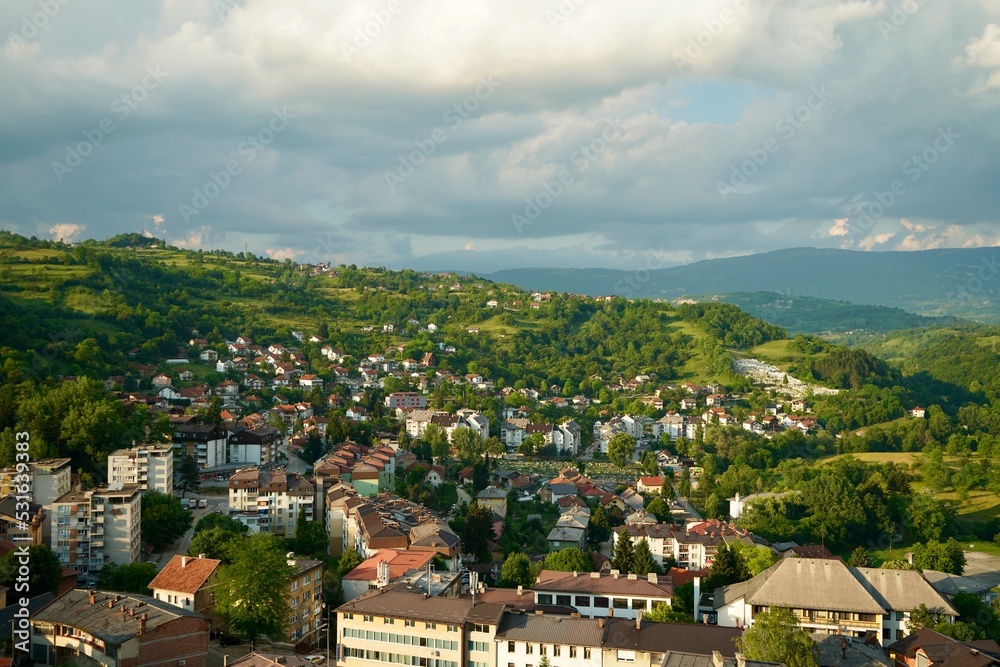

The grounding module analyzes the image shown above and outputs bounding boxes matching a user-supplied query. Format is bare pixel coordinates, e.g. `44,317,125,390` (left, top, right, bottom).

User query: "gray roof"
547,526,586,543
811,633,891,667
495,613,604,646
602,619,742,655
477,487,508,499
853,568,959,616
921,569,998,597
33,589,207,645
0,592,54,640
338,589,504,625
662,652,780,667
714,558,885,615
548,483,577,495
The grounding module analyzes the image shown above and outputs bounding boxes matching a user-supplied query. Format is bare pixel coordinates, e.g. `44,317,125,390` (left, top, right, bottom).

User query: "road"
675,497,703,522
153,493,227,569
281,441,310,475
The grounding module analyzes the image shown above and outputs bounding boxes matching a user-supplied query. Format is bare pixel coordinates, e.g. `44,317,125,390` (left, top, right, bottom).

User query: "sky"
2,0,1000,272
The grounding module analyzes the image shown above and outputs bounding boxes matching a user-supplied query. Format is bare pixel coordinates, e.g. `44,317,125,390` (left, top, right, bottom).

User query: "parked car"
198,499,208,509
217,633,242,646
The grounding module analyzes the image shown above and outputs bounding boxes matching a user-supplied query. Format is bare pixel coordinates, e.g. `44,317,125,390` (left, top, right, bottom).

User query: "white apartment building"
228,468,315,538
50,483,141,574
107,443,174,494
496,614,603,667
532,570,673,620
0,457,72,506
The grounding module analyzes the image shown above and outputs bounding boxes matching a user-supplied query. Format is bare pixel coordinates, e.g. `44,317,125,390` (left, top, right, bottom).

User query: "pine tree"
611,532,635,574
632,538,657,575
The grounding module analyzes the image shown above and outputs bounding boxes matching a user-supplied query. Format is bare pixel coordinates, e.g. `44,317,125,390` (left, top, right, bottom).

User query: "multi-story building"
501,421,582,455
228,424,281,465
385,392,427,410
149,554,222,616
405,410,490,442
30,589,210,667
532,570,674,620
714,558,958,645
0,457,72,506
50,483,141,574
107,443,175,494
228,468,315,539
336,589,505,667
0,494,45,544
613,521,759,570
287,556,325,643
496,614,604,667
171,416,227,469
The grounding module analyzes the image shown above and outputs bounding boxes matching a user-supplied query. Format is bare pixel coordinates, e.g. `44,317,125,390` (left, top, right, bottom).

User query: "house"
621,488,645,510
679,398,698,411
476,486,508,518
909,406,927,419
30,589,210,667
888,627,1000,667
199,349,218,362
542,482,578,504
715,558,958,645
921,569,1000,606
636,476,664,494
547,510,589,551
346,406,368,422
458,467,474,485
149,554,222,616
299,374,324,389
157,384,182,400
727,491,794,520
385,392,427,410
151,373,172,388
178,368,195,381
424,465,446,488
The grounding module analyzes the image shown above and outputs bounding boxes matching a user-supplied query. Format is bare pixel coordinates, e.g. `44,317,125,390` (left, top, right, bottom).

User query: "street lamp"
320,604,332,664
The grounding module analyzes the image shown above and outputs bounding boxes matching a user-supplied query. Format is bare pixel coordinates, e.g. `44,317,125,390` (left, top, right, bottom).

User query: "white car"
304,656,326,664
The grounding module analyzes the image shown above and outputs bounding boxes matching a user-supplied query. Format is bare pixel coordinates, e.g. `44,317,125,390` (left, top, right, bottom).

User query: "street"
152,493,227,569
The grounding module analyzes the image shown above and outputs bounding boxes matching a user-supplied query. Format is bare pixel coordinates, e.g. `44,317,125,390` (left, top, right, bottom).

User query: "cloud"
49,223,86,242
266,247,304,261
858,232,895,251
0,0,998,269
171,228,208,249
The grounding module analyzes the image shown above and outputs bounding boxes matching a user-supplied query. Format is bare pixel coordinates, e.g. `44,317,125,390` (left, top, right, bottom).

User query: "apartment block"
228,468,315,538
30,589,210,667
50,483,141,574
228,424,281,465
0,457,72,506
385,392,428,410
287,557,325,643
170,416,227,469
336,589,505,667
108,443,175,494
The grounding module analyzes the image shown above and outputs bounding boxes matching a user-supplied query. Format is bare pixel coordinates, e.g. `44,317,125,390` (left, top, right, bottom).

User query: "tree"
704,542,749,592
461,502,494,563
608,433,636,468
424,424,450,461
452,428,484,462
912,539,966,575
0,544,61,596
587,506,611,546
908,493,956,542
542,548,594,573
518,433,544,460
736,607,820,667
847,547,873,568
679,467,692,499
175,455,201,497
215,533,296,646
96,562,158,594
338,549,364,576
188,527,244,563
704,493,722,519
294,507,328,558
141,491,193,551
500,552,534,588
645,602,693,624
632,538,657,575
660,475,674,500
538,657,551,667
611,534,634,574
730,542,779,577
640,451,659,476
195,512,249,535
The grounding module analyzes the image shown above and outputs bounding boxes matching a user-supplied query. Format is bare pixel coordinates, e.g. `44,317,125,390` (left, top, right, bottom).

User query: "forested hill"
486,246,1000,322
0,231,786,391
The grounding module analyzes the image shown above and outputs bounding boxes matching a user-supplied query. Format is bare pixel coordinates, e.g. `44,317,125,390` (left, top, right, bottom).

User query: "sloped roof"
343,550,435,582
149,555,221,595
714,558,884,615
852,567,959,616
495,614,604,646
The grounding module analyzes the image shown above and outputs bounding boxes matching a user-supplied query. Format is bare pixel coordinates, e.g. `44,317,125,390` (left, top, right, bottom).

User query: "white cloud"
828,218,849,236
49,223,86,242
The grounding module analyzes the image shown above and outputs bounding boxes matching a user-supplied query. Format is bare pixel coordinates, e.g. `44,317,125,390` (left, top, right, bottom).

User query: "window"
555,595,571,606
364,615,374,623
471,623,489,633
508,641,516,653
537,594,553,605
526,644,533,655
553,646,561,657
448,625,459,632
540,645,547,656
575,595,590,607
613,598,628,609
631,599,646,610
468,641,489,653
405,620,415,628
617,650,636,662
570,647,577,658
584,648,591,659
384,617,393,625
426,622,437,630
593,597,609,608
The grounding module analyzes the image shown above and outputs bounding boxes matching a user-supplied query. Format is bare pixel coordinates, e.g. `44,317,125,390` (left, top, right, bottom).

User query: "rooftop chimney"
611,569,620,579
181,556,190,568
647,572,657,584
517,585,523,596
198,553,206,559
635,610,643,630
598,618,605,628
573,571,578,577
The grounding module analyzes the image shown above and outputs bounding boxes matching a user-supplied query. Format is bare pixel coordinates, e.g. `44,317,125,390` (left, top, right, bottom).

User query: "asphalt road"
153,493,227,569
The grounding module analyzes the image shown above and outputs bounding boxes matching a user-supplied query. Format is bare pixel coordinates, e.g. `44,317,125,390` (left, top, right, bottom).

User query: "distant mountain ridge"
486,246,1000,322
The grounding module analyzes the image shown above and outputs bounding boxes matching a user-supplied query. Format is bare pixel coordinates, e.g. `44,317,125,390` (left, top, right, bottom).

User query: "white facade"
107,443,174,494
496,636,600,667
51,484,142,573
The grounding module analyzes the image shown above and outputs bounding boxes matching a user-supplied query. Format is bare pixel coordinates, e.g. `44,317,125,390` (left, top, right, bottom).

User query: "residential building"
342,550,436,601
228,468,315,538
148,554,222,616
496,614,604,667
714,558,958,645
50,483,141,574
613,521,758,570
0,457,72,507
30,589,210,667
922,569,1000,606
287,556,325,643
107,443,175,494
170,416,227,469
0,494,45,544
636,477,664,494
601,619,746,667
336,589,505,667
385,392,428,410
888,627,1000,667
476,487,508,518
228,424,281,465
532,570,673,620
547,510,589,551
